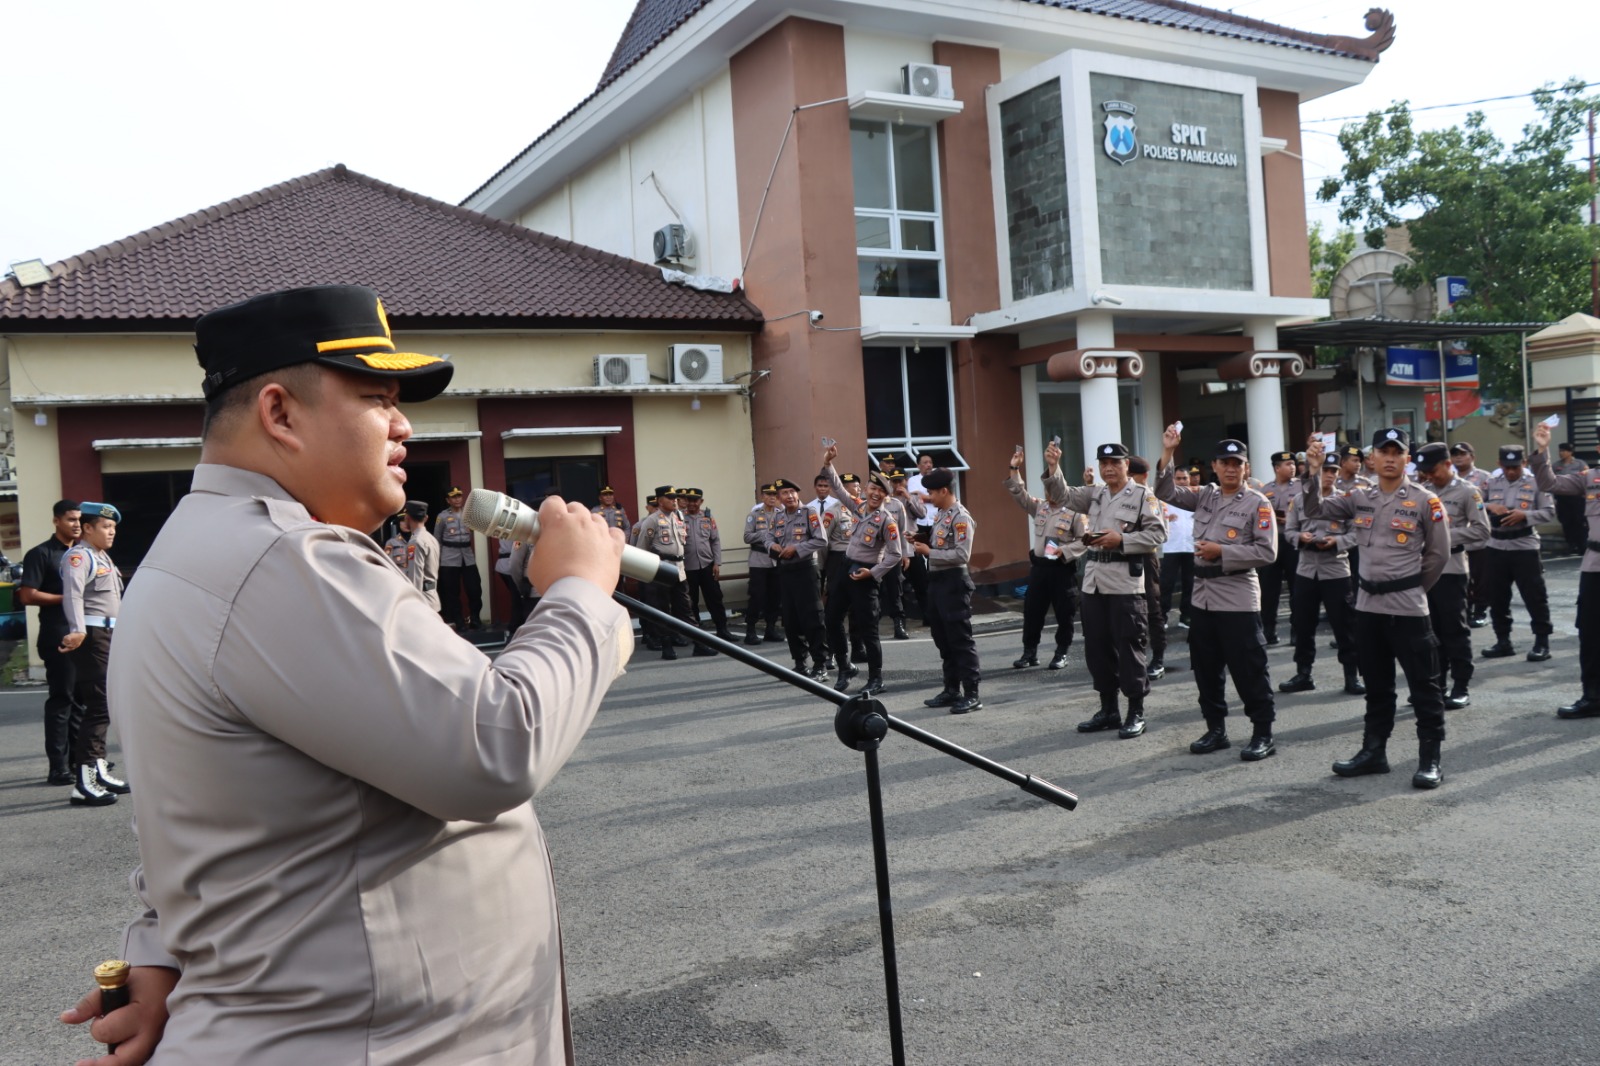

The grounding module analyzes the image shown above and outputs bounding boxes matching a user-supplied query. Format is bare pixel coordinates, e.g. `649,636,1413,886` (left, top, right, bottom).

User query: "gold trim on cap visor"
349,352,445,370
316,335,397,353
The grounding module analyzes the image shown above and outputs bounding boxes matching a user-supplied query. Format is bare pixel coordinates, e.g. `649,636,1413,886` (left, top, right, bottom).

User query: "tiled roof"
0,165,763,330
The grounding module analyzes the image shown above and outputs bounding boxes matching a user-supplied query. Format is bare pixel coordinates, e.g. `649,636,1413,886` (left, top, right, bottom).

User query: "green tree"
1317,79,1600,397
1307,222,1358,299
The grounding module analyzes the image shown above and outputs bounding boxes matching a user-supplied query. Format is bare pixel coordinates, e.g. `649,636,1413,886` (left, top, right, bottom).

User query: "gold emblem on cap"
352,352,442,370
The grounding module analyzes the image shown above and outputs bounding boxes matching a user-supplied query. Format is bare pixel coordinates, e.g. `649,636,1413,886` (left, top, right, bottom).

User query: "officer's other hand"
526,496,622,593
1093,528,1123,549
1304,436,1324,467
1485,502,1509,516
1533,422,1551,451
59,632,85,654
1299,532,1316,545
901,557,911,571
913,542,931,556
1499,509,1527,526
1163,424,1181,449
779,546,798,559
712,564,720,580
61,964,179,1066
1082,467,1095,485
850,568,872,581
823,443,839,465
1044,441,1062,467
1195,540,1223,561
1316,536,1337,551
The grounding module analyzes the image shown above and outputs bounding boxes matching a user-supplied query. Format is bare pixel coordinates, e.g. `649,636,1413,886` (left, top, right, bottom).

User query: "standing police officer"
742,484,783,645
1155,431,1278,761
593,485,630,535
1279,453,1364,696
435,488,483,631
59,502,129,806
1006,442,1086,672
880,472,915,640
1258,451,1302,645
635,487,714,660
1480,444,1554,662
762,479,830,679
821,449,904,694
1415,443,1488,708
1529,421,1600,716
1062,442,1168,738
1303,429,1450,788
1451,442,1493,626
916,468,983,714
682,488,735,642
400,500,441,613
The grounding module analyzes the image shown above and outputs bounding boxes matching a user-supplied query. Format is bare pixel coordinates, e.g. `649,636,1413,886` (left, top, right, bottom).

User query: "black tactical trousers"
827,568,883,673
1578,570,1600,696
686,567,729,633
438,564,483,627
778,561,828,665
1427,572,1473,689
1189,607,1275,728
1290,573,1358,671
1557,495,1587,553
746,566,780,633
1160,553,1193,621
1020,555,1077,651
926,568,979,688
69,627,113,766
1259,539,1296,635
647,565,699,642
1355,610,1444,742
1485,548,1552,638
824,553,864,656
880,563,907,622
38,631,81,778
1142,557,1165,662
1080,592,1148,700
1466,548,1490,616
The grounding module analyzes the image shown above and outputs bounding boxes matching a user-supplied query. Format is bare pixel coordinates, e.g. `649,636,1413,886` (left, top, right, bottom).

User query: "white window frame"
852,119,947,300
865,345,967,471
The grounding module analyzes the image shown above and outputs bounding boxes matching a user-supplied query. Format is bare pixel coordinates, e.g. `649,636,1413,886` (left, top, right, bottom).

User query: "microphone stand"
614,590,1079,1066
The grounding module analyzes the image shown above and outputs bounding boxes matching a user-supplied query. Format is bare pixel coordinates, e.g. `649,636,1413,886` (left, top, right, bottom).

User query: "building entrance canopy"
1278,316,1551,349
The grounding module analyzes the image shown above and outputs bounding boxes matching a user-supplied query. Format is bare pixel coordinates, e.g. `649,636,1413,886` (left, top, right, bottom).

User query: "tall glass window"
864,345,967,470
851,119,944,299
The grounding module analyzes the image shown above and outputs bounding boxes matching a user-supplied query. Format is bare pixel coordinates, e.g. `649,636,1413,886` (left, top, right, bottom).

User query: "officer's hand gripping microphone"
461,489,683,587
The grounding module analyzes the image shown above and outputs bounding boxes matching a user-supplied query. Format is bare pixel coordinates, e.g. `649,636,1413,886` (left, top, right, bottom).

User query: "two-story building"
464,0,1393,578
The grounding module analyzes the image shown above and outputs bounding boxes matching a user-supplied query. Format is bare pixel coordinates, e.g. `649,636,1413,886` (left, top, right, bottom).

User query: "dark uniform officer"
1415,444,1489,708
1061,443,1167,738
60,502,129,806
1258,451,1302,645
761,479,830,678
1529,424,1600,716
1302,428,1450,788
1005,446,1086,671
681,488,735,642
1279,452,1364,696
21,500,82,786
635,487,713,660
435,488,483,630
916,468,983,714
1155,433,1279,761
822,460,904,693
742,485,783,644
1480,444,1553,661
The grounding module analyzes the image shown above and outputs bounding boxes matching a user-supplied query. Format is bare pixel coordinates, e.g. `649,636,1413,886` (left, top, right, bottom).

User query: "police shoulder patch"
1429,497,1445,522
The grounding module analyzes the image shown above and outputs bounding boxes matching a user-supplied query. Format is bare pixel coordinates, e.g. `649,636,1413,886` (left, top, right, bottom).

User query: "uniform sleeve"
798,510,829,557
1528,488,1555,525
215,531,632,823
1041,466,1069,507
120,815,183,971
1283,498,1302,540
1154,462,1201,512
927,511,975,566
1220,502,1277,572
1005,471,1039,516
869,513,905,579
1119,488,1168,555
423,535,440,590
827,464,867,519
634,516,656,553
899,492,926,520
60,549,89,632
743,512,763,548
1299,486,1357,520
1421,492,1451,592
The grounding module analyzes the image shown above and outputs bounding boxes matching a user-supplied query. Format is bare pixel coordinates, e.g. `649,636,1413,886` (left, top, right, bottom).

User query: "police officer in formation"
1529,420,1600,717
1279,452,1364,697
1156,430,1279,761
1450,441,1493,626
435,487,483,631
1258,450,1302,645
916,468,983,714
743,484,783,644
399,499,441,613
1415,443,1489,708
59,502,130,807
880,471,916,640
593,484,630,534
635,487,715,661
681,488,736,643
1056,442,1167,739
761,478,831,678
1006,441,1086,672
1303,429,1449,788
1480,444,1554,661
821,447,904,694
1127,457,1170,680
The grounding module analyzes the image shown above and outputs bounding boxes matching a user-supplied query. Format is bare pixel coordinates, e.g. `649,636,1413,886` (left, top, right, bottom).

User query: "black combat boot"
924,685,960,708
1343,664,1367,695
743,626,762,646
1332,734,1390,777
1469,609,1488,629
1189,720,1230,754
764,627,783,644
692,640,717,658
1526,636,1551,662
1117,695,1146,739
1264,628,1279,647
1078,692,1120,733
1012,645,1039,669
951,683,983,715
1444,678,1470,710
862,675,886,696
644,634,662,651
1557,691,1600,719
1481,638,1516,659
716,627,736,642
893,619,910,640
1048,646,1071,670
1278,670,1315,693
1241,729,1276,761
1412,739,1443,789
661,643,678,661
1146,657,1166,681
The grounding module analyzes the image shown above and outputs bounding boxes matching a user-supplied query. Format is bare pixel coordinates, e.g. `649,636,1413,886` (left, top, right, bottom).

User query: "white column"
1244,316,1285,472
1077,312,1122,470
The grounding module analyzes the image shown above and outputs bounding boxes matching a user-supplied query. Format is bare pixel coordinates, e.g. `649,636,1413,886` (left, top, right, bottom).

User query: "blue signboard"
1385,347,1480,388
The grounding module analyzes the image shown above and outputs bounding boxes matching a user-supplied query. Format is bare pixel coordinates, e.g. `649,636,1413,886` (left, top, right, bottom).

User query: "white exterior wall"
842,28,932,93
516,71,741,278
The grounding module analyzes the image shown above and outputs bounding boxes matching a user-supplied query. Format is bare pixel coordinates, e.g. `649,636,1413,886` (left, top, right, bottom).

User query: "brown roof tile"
0,165,764,331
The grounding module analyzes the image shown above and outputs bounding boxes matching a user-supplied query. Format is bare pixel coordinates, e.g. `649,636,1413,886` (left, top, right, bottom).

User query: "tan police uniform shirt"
61,542,122,631
1044,469,1165,594
762,506,828,565
744,503,777,570
883,497,916,560
1532,449,1600,573
1284,493,1355,581
1154,464,1276,611
383,530,410,570
683,511,721,569
635,509,688,559
405,523,442,611
824,465,906,579
108,464,632,1066
926,502,976,570
1300,479,1449,615
1432,474,1490,577
592,502,631,533
1483,471,1551,553
1005,469,1088,563
434,504,476,567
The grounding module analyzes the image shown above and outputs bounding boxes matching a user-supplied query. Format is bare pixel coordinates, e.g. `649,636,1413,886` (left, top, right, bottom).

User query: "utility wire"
1305,81,1599,124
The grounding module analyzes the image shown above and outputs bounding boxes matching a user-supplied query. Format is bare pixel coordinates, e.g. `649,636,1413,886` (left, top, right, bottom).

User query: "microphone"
462,489,683,587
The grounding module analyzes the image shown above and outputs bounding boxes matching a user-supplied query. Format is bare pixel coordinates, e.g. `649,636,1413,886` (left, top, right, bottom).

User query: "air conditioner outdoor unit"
594,354,649,387
669,343,723,385
902,63,953,100
653,223,693,263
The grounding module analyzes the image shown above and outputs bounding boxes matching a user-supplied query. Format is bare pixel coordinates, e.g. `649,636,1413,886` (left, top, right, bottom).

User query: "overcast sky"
1,0,1592,271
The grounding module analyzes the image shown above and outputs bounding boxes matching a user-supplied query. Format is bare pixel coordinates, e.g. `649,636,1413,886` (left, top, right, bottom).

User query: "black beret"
922,467,955,491
1215,439,1247,460
771,478,802,493
1096,442,1130,460
761,483,779,495
1372,427,1410,451
1499,445,1525,464
654,484,677,498
1127,456,1150,475
404,499,429,520
841,473,861,484
1321,452,1341,469
195,284,453,402
646,494,658,505
868,472,891,493
679,488,704,500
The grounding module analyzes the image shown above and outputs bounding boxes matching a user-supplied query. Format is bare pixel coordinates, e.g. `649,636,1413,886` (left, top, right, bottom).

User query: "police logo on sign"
1102,100,1138,166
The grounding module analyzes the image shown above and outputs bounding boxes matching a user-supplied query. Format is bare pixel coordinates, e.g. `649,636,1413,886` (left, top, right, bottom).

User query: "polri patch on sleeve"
1257,505,1272,530
1429,497,1445,522
955,522,969,543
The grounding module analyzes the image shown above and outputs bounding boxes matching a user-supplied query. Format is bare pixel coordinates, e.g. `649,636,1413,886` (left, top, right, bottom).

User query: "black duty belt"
1029,551,1071,565
1490,526,1533,540
1084,549,1130,564
1358,573,1423,594
778,555,817,570
929,565,969,577
441,539,473,547
1193,564,1227,579
658,555,683,562
1450,544,1465,554
1587,540,1600,554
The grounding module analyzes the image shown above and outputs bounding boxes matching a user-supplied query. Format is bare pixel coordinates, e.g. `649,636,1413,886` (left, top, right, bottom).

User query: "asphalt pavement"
4,558,1599,1065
